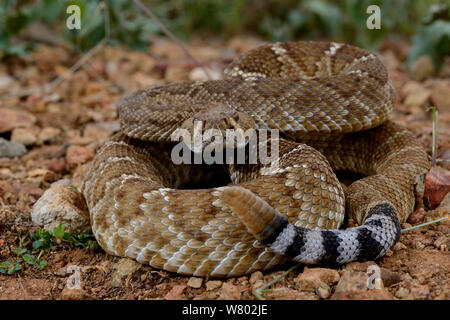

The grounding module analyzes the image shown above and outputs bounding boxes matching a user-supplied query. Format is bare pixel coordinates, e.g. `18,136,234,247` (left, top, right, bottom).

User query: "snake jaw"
179,103,256,153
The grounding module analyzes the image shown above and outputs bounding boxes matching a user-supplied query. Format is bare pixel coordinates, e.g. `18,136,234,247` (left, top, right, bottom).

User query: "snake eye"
233,113,240,121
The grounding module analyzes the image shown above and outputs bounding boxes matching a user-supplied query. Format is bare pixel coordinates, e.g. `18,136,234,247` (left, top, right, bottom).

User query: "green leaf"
50,224,65,239
12,248,28,256
32,239,45,250
8,264,21,275
407,20,450,69
38,260,47,269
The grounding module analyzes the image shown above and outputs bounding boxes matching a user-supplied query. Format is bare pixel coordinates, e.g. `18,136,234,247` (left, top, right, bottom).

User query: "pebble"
434,235,448,251
219,282,241,300
0,75,14,90
0,137,27,158
205,280,222,291
411,284,431,300
47,158,67,173
189,66,222,81
430,80,450,111
38,127,61,144
66,145,94,167
395,287,412,299
393,242,407,251
111,258,141,288
55,267,67,276
11,127,39,146
30,184,91,234
164,285,186,300
380,269,402,287
315,282,331,299
249,271,264,285
165,66,188,82
403,87,431,109
414,241,425,250
0,108,36,133
330,271,392,300
264,288,318,300
424,167,450,209
295,267,340,291
61,287,88,300
410,55,434,81
187,277,203,289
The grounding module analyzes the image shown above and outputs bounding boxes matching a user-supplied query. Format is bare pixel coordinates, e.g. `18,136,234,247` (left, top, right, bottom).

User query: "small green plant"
30,224,99,251
30,227,54,250
0,247,47,275
407,3,450,71
0,261,21,275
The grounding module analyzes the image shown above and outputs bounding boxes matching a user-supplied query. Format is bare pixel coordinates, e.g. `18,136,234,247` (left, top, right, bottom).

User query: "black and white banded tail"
221,186,401,265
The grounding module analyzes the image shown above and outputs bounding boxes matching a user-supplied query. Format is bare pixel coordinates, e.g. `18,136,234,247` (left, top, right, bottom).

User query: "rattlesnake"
81,41,430,277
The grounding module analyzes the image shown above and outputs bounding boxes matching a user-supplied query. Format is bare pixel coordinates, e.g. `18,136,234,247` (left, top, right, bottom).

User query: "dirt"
0,36,448,300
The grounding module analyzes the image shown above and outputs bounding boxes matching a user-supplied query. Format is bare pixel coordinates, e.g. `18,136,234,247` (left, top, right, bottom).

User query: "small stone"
28,168,57,184
410,55,434,81
264,288,318,300
393,242,406,252
0,74,14,90
403,86,431,109
430,80,450,111
395,287,412,299
164,285,186,300
434,235,448,251
0,138,27,158
414,241,425,250
66,145,94,167
0,108,36,133
407,208,428,224
219,282,241,300
249,271,264,285
402,222,412,230
11,127,39,146
424,167,450,209
205,280,222,291
55,267,67,276
380,269,402,287
47,158,67,173
189,66,222,81
295,267,340,291
111,258,141,287
165,66,187,82
38,127,61,144
31,184,90,234
315,282,331,299
187,277,203,289
331,271,392,300
411,284,431,300
61,288,87,300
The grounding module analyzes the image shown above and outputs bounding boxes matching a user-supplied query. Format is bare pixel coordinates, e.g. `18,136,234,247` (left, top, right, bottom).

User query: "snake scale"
81,41,430,277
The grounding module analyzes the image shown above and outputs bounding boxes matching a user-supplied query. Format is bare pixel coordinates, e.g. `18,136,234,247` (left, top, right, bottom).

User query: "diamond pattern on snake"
81,41,430,277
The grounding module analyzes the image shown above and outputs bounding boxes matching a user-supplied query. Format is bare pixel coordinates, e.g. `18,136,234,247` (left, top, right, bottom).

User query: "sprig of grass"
253,264,300,300
402,216,448,232
431,106,438,167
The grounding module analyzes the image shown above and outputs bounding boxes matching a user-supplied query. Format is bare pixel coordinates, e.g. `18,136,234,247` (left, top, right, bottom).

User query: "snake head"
179,102,256,153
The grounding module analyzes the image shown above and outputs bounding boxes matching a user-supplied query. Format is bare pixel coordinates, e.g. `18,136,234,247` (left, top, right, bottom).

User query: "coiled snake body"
82,41,429,277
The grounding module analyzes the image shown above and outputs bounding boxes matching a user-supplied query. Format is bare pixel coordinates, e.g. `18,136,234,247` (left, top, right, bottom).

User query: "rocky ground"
0,36,448,300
